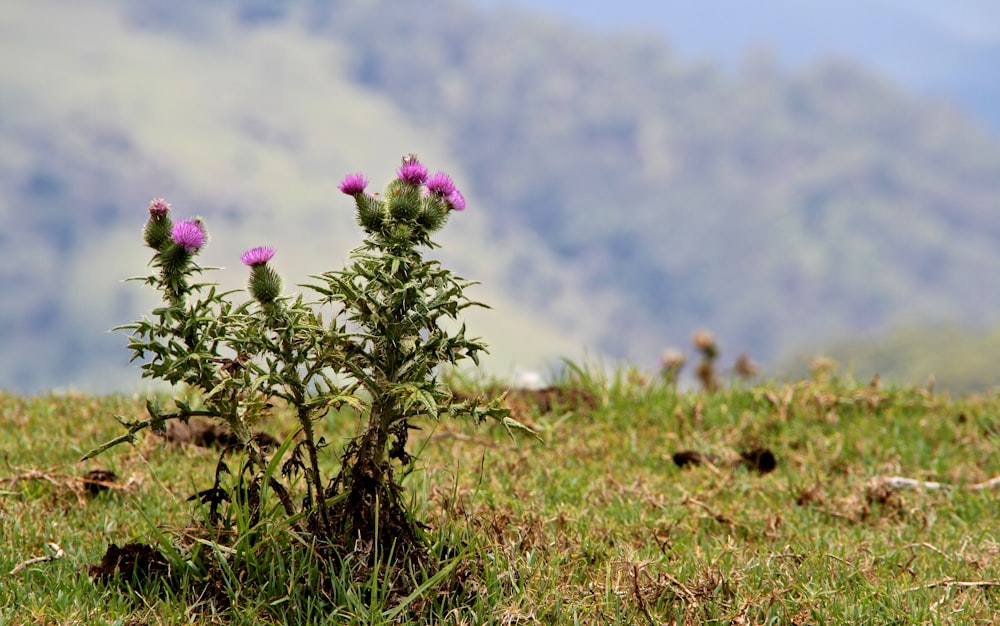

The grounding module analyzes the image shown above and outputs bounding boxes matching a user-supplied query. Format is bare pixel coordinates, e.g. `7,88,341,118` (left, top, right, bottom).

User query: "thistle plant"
88,156,516,575
693,329,720,392
316,157,512,555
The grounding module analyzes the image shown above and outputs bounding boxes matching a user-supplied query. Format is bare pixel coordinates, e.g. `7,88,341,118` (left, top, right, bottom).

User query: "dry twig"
870,475,1000,492
10,542,65,575
905,579,1000,593
631,564,656,625
681,496,736,527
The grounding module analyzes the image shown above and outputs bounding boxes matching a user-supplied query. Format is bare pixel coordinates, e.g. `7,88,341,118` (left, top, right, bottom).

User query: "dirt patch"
739,448,777,474
671,447,778,474
161,418,277,450
507,386,599,414
81,469,117,495
672,450,718,468
89,542,170,586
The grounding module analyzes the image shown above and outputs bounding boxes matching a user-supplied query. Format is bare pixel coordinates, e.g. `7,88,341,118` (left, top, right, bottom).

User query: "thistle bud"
387,180,421,221
241,246,282,303
659,347,686,384
143,198,174,250
417,198,448,233
692,330,718,360
355,193,386,234
159,241,192,278
249,265,283,304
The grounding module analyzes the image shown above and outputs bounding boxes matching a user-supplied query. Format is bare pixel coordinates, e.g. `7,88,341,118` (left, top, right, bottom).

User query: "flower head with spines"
171,220,207,253
241,246,282,304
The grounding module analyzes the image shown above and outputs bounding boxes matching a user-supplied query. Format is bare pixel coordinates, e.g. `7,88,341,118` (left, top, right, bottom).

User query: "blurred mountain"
475,0,1000,137
3,0,1000,392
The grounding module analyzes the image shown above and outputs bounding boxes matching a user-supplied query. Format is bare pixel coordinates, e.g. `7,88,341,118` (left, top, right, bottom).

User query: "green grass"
3,370,1000,624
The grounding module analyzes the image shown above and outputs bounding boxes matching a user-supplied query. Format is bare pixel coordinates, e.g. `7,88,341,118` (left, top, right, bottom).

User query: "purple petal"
426,172,456,197
338,173,369,195
398,161,429,185
446,189,466,211
171,220,206,252
241,246,276,266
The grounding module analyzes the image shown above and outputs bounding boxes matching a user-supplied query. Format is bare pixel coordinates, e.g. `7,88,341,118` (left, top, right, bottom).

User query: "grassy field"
2,368,1000,624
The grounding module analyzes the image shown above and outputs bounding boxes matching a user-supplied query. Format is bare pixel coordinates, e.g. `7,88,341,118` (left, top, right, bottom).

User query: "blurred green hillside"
782,324,1000,396
4,0,1000,392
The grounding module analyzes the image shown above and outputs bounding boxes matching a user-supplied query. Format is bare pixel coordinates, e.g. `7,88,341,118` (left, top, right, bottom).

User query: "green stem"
275,318,332,535
298,403,331,534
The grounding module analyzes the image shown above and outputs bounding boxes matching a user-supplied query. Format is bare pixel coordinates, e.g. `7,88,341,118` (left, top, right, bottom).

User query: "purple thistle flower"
397,160,429,185
171,219,206,253
425,172,456,197
338,173,369,195
241,246,276,266
446,188,466,211
148,198,171,216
